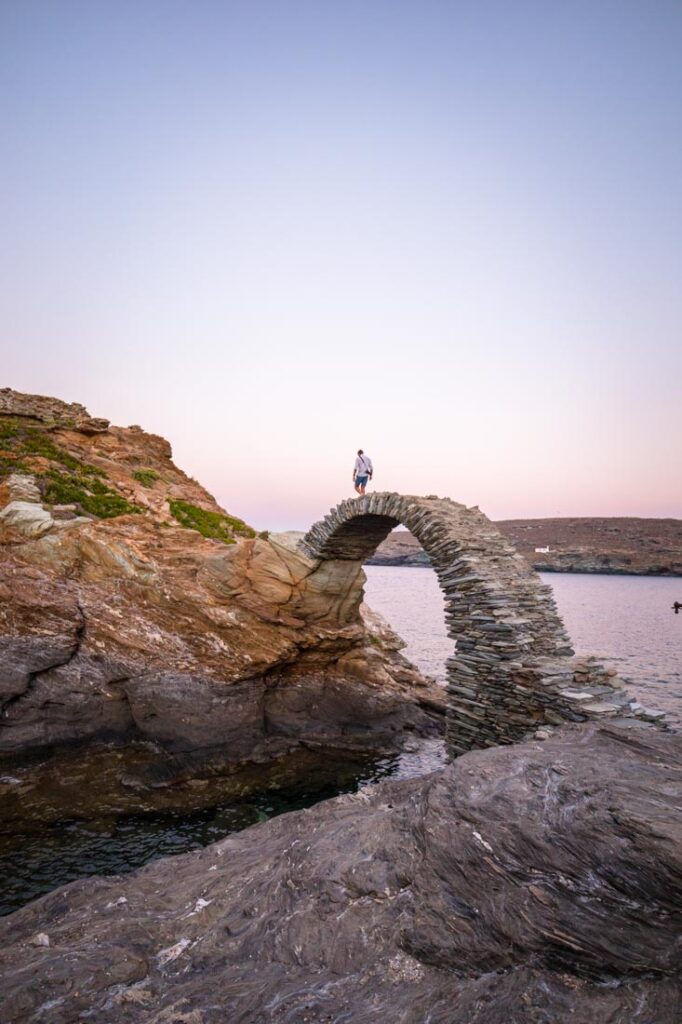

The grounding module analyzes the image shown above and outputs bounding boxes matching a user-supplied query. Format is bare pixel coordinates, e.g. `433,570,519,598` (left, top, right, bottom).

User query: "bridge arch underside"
300,493,630,758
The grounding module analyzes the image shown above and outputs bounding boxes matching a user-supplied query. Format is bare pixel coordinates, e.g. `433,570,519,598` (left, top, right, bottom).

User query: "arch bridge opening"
300,492,641,756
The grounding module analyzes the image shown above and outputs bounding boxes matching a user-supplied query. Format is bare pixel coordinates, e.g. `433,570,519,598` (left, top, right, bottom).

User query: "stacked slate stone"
300,493,666,758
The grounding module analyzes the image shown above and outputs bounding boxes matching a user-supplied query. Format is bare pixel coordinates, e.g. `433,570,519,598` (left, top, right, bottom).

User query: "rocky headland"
0,388,444,776
1,723,681,1023
370,518,682,576
1,387,680,1023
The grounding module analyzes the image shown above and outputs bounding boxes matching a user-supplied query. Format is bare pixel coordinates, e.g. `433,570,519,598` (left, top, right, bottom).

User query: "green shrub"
168,499,255,543
0,419,21,442
0,456,28,476
133,468,161,487
21,430,105,476
0,420,27,476
0,420,133,517
42,471,142,519
0,420,105,478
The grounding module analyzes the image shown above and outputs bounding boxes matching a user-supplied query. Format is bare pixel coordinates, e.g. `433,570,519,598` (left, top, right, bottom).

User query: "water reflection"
4,567,677,918
0,739,446,917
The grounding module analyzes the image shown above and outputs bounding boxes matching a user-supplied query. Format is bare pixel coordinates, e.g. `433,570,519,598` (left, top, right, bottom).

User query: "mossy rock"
0,420,105,479
0,419,22,442
0,420,29,472
42,471,143,519
1,457,27,477
168,499,255,543
21,432,105,476
133,469,161,488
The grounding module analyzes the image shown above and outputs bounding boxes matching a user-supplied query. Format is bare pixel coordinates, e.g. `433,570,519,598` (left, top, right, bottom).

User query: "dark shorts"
354,474,369,486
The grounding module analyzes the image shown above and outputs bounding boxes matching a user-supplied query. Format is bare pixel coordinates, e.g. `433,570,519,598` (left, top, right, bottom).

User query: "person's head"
357,449,363,455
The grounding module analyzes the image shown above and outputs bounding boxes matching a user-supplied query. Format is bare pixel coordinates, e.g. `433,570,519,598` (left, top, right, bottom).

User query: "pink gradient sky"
2,2,680,531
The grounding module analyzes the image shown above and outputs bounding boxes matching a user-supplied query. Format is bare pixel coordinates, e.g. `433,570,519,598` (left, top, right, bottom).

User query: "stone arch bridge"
300,492,653,757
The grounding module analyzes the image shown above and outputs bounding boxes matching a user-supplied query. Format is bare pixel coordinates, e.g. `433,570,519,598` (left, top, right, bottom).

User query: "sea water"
2,569,678,916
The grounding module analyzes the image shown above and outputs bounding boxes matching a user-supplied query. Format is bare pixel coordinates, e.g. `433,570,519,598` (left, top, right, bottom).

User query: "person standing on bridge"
353,449,373,495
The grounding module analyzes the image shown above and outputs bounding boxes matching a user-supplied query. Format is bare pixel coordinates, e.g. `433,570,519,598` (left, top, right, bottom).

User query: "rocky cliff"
370,518,682,575
0,389,443,770
2,389,679,1024
2,722,680,1023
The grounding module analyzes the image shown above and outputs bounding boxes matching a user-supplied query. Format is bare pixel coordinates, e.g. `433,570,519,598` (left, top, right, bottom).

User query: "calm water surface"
0,741,445,917
3,568,678,917
364,566,682,725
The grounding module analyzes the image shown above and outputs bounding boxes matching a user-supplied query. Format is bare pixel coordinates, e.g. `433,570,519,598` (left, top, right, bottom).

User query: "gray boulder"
1,722,680,1022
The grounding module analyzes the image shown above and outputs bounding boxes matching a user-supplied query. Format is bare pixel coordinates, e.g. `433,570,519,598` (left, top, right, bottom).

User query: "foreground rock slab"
2,723,681,1023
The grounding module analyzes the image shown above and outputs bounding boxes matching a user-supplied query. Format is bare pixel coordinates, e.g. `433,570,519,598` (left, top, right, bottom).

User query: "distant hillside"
368,518,682,577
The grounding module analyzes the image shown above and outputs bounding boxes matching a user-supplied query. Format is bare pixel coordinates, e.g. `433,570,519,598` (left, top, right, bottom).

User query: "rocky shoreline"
369,519,682,576
0,389,444,777
2,722,681,1023
1,388,679,1023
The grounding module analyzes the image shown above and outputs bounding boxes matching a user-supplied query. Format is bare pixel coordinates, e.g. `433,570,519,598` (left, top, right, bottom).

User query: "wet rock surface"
1,723,680,1023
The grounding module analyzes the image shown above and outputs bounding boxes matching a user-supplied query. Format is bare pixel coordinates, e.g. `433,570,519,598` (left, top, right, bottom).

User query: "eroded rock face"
0,389,233,527
0,391,443,765
0,519,442,760
1,724,680,1023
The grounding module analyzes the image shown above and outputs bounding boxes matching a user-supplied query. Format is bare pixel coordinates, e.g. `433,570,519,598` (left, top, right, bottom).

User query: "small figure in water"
674,601,682,615
353,449,373,495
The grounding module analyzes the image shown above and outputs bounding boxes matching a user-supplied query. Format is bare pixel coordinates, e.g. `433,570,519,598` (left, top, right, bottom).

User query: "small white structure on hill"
535,546,550,554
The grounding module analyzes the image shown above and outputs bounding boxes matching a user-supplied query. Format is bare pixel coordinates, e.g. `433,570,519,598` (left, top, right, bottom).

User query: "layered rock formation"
0,389,443,768
2,723,680,1023
2,389,679,1024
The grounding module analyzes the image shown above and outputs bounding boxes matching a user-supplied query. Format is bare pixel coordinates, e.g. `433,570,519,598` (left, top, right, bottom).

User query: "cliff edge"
0,388,444,769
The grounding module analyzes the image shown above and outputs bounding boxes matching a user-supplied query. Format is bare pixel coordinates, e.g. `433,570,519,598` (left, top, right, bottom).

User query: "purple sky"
2,1,680,530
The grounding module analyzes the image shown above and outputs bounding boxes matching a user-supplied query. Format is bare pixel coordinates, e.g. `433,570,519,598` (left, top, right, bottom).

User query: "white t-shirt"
354,454,373,476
